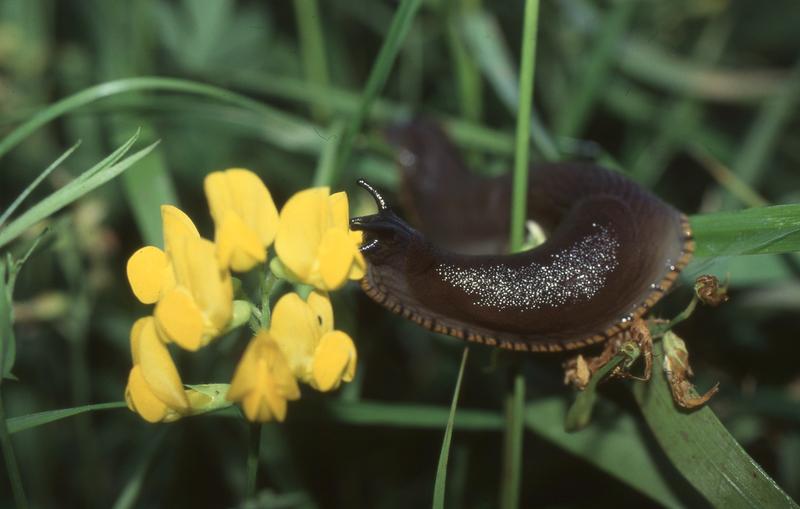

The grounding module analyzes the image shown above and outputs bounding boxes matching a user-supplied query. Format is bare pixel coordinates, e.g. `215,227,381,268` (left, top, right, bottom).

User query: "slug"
350,121,694,352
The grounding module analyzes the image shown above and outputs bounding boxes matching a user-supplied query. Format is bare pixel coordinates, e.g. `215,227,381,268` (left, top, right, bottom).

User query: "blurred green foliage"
1,0,800,507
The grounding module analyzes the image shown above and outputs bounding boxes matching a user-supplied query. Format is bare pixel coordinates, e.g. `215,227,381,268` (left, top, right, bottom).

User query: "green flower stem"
246,422,263,499
0,389,28,509
509,0,541,252
260,269,280,329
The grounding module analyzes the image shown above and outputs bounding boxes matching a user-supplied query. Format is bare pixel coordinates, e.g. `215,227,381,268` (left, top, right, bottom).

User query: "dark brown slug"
350,122,694,352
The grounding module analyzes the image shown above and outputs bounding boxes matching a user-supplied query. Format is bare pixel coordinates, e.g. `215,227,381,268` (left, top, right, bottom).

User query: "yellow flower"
270,291,357,392
126,205,234,351
204,168,280,272
125,316,189,423
227,330,301,422
274,188,365,291
126,205,197,304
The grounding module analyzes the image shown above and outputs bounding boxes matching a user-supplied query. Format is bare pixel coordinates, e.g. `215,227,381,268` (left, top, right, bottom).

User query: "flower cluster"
124,168,363,423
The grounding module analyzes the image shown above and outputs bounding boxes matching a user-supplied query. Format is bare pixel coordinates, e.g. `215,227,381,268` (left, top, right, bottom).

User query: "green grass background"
1,0,800,507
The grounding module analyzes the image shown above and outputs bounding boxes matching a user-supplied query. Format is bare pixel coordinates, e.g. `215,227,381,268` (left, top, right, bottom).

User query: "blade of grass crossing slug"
632,343,799,508
432,347,469,509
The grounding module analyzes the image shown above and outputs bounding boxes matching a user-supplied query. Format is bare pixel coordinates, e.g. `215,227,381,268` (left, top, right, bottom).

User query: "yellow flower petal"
205,169,278,272
129,316,149,365
312,331,357,391
269,293,319,379
126,365,169,423
126,246,168,304
307,290,333,334
170,236,233,337
136,317,189,411
318,228,355,290
161,205,199,254
228,331,300,422
215,210,265,272
328,191,350,231
275,187,329,282
349,249,366,281
155,287,204,351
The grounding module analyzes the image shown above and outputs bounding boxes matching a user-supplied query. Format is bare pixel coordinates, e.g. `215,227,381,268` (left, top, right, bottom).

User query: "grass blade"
0,136,159,250
334,0,422,181
690,205,800,257
632,343,799,508
0,141,81,229
0,77,324,161
500,372,526,509
7,402,126,434
432,347,469,509
509,0,541,252
461,9,558,161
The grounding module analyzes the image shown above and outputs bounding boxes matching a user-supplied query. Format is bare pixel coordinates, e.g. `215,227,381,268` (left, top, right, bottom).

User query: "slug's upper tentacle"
352,121,694,352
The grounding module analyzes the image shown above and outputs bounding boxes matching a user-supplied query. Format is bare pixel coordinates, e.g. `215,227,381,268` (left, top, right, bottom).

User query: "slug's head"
350,179,422,265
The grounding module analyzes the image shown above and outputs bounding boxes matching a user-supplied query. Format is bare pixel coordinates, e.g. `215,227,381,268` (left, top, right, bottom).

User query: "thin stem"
293,0,331,122
245,422,263,499
0,390,28,509
260,270,279,329
432,347,470,508
500,369,525,509
333,0,422,183
509,0,541,252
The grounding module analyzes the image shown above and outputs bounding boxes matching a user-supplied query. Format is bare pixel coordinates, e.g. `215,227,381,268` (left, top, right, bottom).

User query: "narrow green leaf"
690,205,800,258
0,261,14,380
0,141,81,229
433,347,469,509
0,389,27,508
7,402,126,434
0,136,159,250
461,10,558,161
509,0,541,252
117,131,176,246
294,0,332,122
312,120,346,187
632,343,799,508
0,77,325,161
334,0,423,182
500,371,526,509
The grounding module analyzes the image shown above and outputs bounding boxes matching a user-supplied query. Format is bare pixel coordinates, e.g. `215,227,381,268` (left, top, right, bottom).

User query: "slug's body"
351,122,694,352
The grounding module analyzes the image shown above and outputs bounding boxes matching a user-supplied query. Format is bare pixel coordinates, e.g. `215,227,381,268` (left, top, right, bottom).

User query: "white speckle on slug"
435,225,620,310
